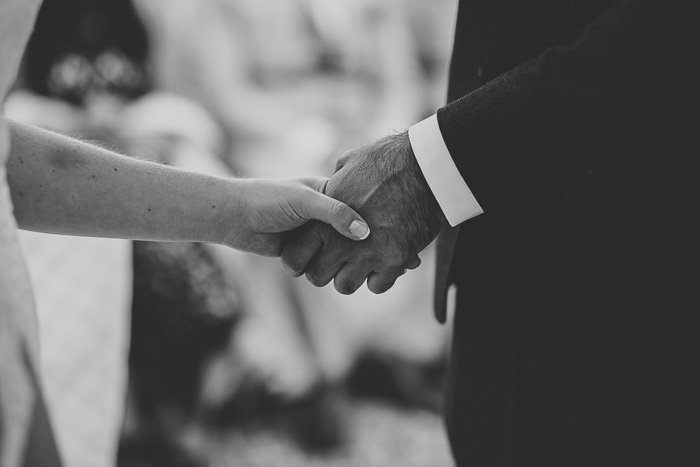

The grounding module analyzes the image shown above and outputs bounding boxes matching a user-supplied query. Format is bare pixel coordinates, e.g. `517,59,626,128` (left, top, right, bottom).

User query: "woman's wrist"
207,177,246,248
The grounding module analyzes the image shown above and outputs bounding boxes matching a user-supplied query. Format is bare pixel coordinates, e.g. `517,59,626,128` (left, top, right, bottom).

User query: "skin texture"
220,177,369,256
5,118,370,257
281,132,447,294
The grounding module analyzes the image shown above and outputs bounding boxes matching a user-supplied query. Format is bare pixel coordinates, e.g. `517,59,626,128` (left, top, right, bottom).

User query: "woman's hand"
220,177,370,257
6,120,366,258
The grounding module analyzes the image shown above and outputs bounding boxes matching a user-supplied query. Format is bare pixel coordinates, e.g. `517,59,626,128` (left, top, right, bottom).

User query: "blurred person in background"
5,0,228,465
0,2,371,467
131,0,454,456
5,0,458,466
134,0,431,175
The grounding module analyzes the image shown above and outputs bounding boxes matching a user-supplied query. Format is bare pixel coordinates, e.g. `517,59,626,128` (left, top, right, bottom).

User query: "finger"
334,149,353,172
305,259,343,288
406,256,421,270
280,223,325,277
297,176,329,194
304,238,350,287
293,186,370,242
366,270,402,295
333,263,372,295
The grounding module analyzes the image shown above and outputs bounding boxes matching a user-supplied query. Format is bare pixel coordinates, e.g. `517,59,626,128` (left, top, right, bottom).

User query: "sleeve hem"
408,114,483,227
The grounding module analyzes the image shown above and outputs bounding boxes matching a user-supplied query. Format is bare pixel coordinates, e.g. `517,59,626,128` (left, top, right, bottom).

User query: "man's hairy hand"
281,132,446,294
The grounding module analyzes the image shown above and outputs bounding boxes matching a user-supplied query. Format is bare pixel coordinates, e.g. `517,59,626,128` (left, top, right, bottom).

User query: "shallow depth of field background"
8,0,458,465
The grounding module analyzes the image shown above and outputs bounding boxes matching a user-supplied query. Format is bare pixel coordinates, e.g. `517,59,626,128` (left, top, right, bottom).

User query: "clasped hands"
280,132,447,294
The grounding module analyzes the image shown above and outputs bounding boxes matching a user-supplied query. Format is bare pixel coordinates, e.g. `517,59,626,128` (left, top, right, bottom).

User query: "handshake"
8,119,446,296
268,132,448,295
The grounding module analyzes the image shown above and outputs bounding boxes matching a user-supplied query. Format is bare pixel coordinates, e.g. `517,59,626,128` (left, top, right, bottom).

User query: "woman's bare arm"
5,119,369,256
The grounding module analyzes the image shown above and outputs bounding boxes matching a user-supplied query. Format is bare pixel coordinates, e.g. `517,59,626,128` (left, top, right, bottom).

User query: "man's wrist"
384,131,448,247
408,114,483,226
397,131,449,230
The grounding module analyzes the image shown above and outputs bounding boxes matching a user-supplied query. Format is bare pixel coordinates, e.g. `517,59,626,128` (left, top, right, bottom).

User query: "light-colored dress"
1,1,62,465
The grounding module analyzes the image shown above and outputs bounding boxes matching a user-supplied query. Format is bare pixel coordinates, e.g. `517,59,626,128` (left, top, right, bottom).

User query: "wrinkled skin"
281,133,447,294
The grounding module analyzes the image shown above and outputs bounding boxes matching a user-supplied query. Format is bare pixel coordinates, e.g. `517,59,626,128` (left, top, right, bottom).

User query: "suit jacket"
434,1,696,465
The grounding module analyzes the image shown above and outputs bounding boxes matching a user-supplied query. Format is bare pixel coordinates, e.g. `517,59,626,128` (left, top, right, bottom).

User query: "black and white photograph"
1,1,695,466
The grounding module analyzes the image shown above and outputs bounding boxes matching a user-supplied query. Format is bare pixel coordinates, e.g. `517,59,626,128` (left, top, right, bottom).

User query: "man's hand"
220,177,370,257
280,132,447,294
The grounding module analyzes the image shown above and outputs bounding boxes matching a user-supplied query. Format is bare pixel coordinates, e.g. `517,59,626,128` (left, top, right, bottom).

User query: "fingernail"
349,220,370,240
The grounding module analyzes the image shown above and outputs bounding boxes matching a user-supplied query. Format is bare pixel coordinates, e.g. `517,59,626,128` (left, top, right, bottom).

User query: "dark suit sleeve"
437,0,692,245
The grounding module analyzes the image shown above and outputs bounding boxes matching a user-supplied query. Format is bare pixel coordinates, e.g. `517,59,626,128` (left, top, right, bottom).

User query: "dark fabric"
129,241,241,420
433,224,459,323
436,1,697,465
23,0,151,105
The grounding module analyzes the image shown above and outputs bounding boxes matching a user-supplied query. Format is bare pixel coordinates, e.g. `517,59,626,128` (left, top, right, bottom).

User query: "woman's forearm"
5,118,238,244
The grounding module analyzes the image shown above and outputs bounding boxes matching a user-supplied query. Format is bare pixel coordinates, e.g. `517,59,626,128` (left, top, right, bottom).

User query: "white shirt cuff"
408,114,483,226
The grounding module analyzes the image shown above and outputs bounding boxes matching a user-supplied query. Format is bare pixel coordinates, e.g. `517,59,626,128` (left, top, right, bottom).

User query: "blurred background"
7,0,458,465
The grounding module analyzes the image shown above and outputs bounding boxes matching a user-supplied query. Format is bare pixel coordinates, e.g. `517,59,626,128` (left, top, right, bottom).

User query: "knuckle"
385,258,405,271
280,246,306,273
330,201,346,219
301,176,324,191
368,282,386,295
334,278,358,295
406,257,421,270
368,275,397,295
282,256,305,275
305,270,329,288
306,223,332,243
336,151,352,169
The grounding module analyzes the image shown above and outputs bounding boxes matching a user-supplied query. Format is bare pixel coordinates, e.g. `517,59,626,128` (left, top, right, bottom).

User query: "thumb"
295,189,370,241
